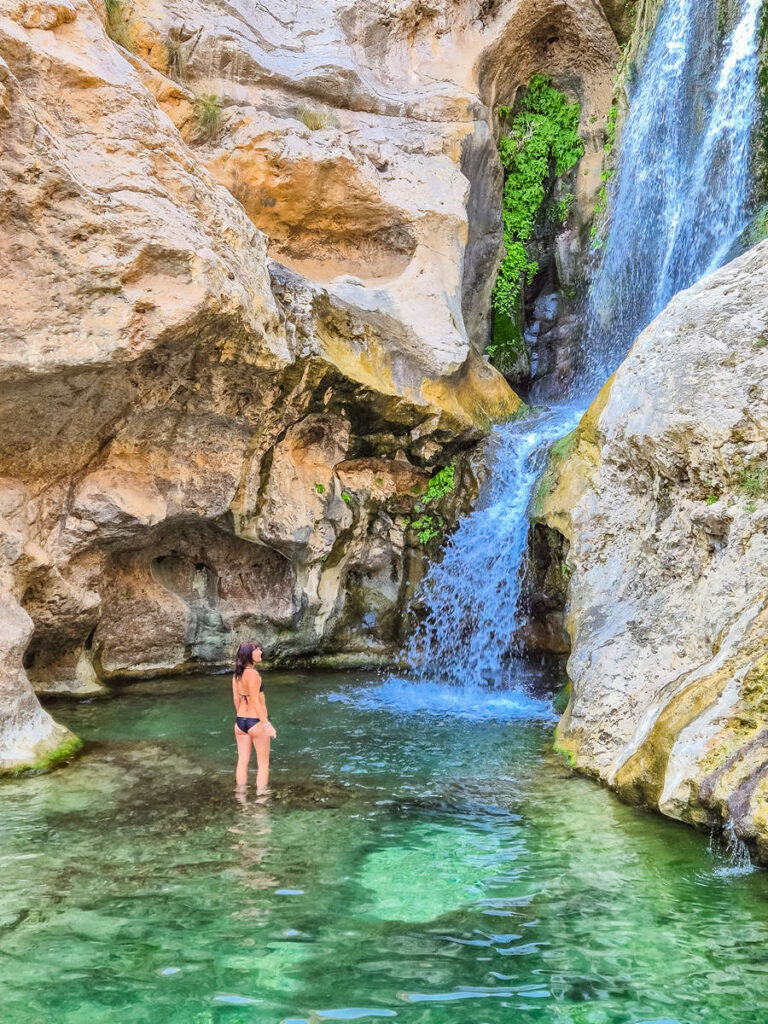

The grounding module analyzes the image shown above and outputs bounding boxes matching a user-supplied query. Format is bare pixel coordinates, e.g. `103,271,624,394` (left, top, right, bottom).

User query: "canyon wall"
542,241,768,865
0,0,619,770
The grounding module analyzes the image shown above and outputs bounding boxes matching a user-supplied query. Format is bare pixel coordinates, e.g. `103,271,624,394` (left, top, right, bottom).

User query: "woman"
233,640,277,791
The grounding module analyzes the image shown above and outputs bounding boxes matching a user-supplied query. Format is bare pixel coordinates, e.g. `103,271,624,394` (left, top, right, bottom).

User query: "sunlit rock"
542,241,768,864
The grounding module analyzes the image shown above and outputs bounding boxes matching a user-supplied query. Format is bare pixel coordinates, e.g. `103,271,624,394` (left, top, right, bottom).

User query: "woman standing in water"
233,640,276,791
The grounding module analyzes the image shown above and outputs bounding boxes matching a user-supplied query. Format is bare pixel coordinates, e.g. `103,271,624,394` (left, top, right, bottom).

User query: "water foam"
328,677,554,722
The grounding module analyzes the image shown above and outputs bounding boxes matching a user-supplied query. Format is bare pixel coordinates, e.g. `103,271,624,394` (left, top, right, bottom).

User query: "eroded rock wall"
542,241,768,864
0,0,622,770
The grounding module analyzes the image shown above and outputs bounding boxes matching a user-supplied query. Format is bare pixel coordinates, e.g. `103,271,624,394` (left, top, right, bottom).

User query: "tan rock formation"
0,0,621,770
542,241,768,864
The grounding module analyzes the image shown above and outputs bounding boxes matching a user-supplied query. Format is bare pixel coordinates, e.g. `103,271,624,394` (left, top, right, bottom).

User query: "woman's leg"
250,726,271,792
235,726,252,785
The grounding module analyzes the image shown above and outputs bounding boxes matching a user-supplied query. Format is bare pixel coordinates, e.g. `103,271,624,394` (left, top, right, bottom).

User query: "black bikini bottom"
236,716,261,732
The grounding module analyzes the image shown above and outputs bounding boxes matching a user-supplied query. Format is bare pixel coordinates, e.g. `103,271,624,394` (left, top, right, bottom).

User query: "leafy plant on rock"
193,93,223,143
489,76,584,368
409,462,456,546
736,463,768,501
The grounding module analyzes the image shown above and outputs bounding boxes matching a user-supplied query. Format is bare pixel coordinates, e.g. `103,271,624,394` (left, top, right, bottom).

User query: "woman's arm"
232,676,240,713
252,670,276,738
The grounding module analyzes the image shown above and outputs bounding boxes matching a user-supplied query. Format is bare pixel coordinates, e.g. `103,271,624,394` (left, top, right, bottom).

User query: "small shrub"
548,192,575,224
104,0,133,48
295,104,336,131
409,462,456,545
410,514,443,545
423,463,456,504
706,494,719,506
314,482,325,495
736,464,768,500
166,37,188,83
194,93,223,143
341,492,351,504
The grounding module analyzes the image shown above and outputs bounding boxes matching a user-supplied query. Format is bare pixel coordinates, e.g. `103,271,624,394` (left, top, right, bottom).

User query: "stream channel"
2,672,768,1023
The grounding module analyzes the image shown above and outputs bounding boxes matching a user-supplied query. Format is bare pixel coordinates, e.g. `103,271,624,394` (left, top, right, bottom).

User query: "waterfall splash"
379,0,762,705
404,406,582,691
709,822,756,877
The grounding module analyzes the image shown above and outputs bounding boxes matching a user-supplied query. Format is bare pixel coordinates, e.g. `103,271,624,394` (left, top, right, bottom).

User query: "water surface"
1,673,766,1024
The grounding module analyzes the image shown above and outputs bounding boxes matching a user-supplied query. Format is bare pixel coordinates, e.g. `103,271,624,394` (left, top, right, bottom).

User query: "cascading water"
587,0,763,383
403,407,582,691
386,0,762,703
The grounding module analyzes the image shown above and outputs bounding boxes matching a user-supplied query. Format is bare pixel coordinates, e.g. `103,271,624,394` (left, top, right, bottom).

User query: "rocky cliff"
542,241,768,864
0,0,620,771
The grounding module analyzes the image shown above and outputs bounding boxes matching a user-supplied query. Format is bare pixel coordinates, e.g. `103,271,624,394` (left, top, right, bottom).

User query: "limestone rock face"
542,241,768,864
0,0,621,769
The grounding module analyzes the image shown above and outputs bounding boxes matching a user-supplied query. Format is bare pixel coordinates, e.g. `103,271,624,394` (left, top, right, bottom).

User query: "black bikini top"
238,678,264,704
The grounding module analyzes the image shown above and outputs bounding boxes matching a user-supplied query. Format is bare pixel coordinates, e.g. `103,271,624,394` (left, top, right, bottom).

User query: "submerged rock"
542,241,768,865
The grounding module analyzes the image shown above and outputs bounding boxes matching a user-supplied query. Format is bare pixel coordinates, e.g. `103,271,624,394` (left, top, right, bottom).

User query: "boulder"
542,241,768,864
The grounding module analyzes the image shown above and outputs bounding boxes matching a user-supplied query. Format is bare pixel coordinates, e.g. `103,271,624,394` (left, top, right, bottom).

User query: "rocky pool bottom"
1,672,767,1024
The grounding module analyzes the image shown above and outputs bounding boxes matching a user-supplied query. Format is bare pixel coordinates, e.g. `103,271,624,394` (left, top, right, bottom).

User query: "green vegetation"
736,463,768,500
553,679,571,716
6,735,83,777
486,310,526,373
341,491,352,504
194,93,223,143
409,462,456,545
410,514,443,545
166,37,188,83
590,104,619,243
296,104,337,131
423,462,455,503
705,494,719,506
104,0,133,49
605,104,619,151
489,76,584,368
547,192,575,224
552,735,576,767
531,428,578,521
314,482,326,495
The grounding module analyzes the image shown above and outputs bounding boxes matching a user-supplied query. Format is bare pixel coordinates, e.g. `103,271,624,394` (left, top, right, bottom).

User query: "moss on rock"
5,733,83,778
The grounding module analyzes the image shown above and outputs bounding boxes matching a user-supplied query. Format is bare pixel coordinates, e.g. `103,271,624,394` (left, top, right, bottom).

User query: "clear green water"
2,672,767,1024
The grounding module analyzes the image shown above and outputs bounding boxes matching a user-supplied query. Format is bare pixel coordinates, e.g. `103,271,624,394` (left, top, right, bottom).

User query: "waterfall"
395,0,762,696
710,822,755,876
587,0,763,383
404,406,582,690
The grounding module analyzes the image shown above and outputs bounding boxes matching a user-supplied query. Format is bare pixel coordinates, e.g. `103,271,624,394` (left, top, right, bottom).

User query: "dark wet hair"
234,640,262,679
